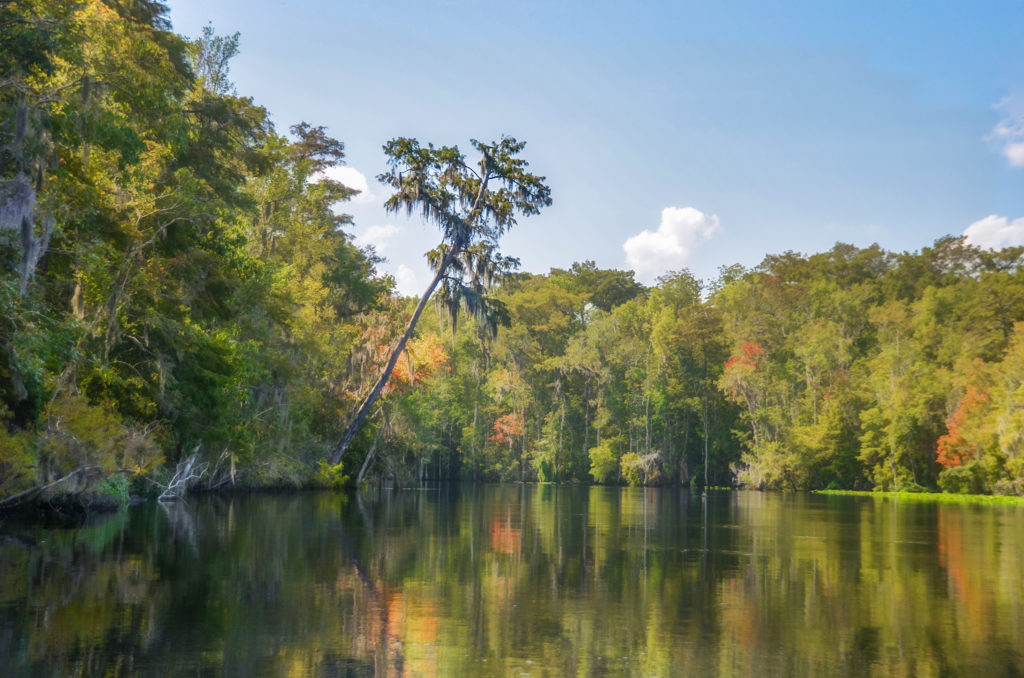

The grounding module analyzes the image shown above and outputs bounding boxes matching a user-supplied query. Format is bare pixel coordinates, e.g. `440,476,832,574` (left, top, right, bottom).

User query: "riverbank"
8,480,1024,522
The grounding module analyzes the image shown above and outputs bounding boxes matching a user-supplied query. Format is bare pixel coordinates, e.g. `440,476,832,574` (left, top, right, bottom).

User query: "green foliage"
529,412,559,481
312,461,350,489
588,436,623,484
0,1,388,505
733,441,805,490
620,452,645,487
0,427,36,495
96,472,131,508
937,462,987,494
380,135,550,337
38,395,133,478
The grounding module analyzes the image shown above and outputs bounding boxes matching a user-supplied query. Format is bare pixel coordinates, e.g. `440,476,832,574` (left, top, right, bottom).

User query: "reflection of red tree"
341,565,441,675
937,509,986,641
720,577,759,652
489,517,521,555
357,590,443,677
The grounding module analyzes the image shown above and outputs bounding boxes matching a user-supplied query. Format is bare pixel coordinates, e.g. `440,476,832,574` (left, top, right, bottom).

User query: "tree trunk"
328,250,453,466
557,387,565,480
680,415,689,485
703,407,711,489
583,378,591,454
355,421,384,485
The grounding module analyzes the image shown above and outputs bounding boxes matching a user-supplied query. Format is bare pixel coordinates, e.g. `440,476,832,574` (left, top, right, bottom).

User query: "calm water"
1,486,1023,677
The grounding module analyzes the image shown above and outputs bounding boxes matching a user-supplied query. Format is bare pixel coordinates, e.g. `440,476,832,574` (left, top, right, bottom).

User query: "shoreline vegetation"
8,484,1024,527
5,1,1024,514
815,489,1024,506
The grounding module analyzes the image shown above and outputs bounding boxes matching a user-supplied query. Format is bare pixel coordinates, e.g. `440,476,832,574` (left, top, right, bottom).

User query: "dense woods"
0,0,389,504
4,0,1024,505
386,241,1024,497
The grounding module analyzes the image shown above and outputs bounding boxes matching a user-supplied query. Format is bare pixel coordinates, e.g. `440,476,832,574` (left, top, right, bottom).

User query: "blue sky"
167,0,1024,294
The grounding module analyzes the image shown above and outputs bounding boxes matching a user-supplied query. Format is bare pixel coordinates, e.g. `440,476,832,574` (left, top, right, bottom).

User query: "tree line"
373,240,1024,497
3,0,1024,505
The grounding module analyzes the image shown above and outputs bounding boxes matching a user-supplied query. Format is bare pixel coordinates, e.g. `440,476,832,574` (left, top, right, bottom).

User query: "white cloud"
357,224,401,253
963,214,1024,250
394,264,420,297
317,165,376,204
1004,142,1024,167
623,206,720,278
990,98,1024,168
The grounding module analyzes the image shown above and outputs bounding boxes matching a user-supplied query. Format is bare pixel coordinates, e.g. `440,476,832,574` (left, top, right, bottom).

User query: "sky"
166,0,1024,295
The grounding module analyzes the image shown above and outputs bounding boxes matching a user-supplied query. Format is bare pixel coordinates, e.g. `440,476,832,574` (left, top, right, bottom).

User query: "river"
1,486,1022,676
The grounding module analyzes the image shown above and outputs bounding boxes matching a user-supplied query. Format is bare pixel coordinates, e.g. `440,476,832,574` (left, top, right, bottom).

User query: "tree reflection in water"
1,487,1023,676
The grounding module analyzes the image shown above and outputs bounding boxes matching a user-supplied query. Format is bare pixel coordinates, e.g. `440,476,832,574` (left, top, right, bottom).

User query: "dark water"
1,487,1023,677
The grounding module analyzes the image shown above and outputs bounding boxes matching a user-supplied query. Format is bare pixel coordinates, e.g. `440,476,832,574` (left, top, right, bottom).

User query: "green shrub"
534,459,554,482
0,427,36,497
937,462,986,495
588,436,623,484
620,452,644,486
37,394,161,481
312,461,349,489
96,473,131,508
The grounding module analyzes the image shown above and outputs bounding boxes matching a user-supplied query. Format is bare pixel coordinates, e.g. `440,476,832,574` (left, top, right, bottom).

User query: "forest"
4,0,1024,508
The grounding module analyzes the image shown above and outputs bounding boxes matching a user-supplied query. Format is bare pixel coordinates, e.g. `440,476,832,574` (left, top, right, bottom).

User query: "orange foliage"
725,341,763,370
489,413,524,445
383,333,449,393
936,387,988,468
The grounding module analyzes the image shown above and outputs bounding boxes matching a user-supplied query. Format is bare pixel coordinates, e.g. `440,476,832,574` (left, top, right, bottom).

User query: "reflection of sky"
168,0,1024,293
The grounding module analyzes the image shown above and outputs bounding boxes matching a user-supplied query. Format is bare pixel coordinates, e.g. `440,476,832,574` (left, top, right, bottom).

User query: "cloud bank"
623,206,720,278
964,214,1024,250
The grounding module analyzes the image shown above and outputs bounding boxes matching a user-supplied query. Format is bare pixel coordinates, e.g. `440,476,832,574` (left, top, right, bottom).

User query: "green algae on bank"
815,489,1024,506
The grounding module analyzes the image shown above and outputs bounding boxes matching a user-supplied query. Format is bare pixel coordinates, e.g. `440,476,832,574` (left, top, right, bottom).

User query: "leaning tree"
327,136,551,466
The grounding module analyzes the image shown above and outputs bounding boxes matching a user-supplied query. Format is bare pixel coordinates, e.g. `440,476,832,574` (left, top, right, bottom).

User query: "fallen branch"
158,452,208,502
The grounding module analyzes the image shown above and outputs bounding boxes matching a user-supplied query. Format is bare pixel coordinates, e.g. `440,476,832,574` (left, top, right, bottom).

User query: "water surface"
1,486,1022,676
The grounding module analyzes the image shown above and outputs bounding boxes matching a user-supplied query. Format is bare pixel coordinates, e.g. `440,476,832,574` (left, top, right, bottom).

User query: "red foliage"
489,413,524,445
936,387,988,468
725,341,764,370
